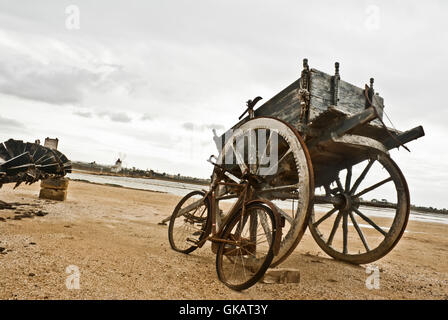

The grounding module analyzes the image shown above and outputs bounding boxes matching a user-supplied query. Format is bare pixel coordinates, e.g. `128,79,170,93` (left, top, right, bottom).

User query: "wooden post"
39,137,69,201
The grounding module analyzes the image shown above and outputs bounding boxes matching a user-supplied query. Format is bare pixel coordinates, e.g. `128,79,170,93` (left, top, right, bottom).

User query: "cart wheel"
213,117,314,267
168,191,211,254
215,203,277,291
309,152,410,264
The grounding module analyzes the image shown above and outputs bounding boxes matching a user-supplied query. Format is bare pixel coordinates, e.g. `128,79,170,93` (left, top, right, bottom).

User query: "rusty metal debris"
0,138,71,190
238,96,263,120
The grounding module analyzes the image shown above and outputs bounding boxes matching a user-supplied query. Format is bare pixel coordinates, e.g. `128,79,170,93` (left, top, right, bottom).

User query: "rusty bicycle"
168,156,283,291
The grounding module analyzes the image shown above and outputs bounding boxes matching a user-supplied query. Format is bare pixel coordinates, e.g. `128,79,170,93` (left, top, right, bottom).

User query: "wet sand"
0,180,447,300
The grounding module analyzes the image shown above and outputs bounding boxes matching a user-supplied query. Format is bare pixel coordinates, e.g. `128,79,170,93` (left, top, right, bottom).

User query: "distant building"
111,158,122,173
44,137,59,150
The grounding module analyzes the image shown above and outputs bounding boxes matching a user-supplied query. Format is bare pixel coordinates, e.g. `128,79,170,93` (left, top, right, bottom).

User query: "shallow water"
68,172,207,197
315,204,448,225
68,172,448,226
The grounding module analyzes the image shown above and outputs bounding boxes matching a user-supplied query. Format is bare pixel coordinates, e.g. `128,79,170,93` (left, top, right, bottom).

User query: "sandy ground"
0,180,447,300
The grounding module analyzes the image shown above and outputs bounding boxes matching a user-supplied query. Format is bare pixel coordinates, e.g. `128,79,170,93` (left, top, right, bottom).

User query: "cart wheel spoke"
336,177,344,193
235,213,249,237
327,211,342,246
345,166,352,192
249,210,258,244
342,211,348,254
261,147,292,176
256,131,274,175
313,207,337,227
349,210,370,252
273,204,294,223
314,195,341,205
354,177,393,198
357,200,398,210
240,249,247,280
258,183,300,193
353,207,387,236
350,159,375,195
231,142,248,174
259,210,273,245
177,198,205,217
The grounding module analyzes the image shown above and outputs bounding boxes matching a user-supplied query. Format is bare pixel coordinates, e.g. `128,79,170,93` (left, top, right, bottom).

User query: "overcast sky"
0,1,447,208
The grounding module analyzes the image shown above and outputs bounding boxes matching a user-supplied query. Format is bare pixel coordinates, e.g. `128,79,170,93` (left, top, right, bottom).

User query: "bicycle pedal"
186,238,199,245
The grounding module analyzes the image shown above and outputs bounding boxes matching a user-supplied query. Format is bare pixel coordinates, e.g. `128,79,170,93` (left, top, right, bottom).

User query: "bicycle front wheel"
215,203,277,291
168,191,211,254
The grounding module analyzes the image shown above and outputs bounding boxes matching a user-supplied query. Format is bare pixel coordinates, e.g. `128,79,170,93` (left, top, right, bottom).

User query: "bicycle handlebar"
207,154,263,185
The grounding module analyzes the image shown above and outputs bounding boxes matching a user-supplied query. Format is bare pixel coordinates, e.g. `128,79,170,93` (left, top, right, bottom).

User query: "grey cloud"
109,112,132,123
182,122,195,131
74,109,133,123
0,44,142,106
203,124,225,131
182,122,224,131
73,110,93,118
0,115,25,129
97,111,132,123
0,53,97,105
141,113,153,121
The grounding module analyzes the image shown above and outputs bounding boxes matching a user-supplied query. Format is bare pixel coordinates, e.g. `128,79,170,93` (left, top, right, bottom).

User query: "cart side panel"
222,79,302,147
309,68,384,122
253,79,302,127
230,67,386,140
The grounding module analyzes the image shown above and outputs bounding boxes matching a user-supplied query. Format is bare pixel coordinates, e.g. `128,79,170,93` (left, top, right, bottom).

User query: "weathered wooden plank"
253,79,302,127
309,69,333,120
239,68,385,131
307,107,377,148
219,66,389,149
309,68,384,122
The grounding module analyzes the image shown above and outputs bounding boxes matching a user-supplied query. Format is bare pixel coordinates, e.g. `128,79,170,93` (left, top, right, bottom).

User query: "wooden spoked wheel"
212,117,314,267
309,152,410,264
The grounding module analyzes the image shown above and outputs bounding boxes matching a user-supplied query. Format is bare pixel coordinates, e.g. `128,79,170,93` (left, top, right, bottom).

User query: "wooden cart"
213,59,425,266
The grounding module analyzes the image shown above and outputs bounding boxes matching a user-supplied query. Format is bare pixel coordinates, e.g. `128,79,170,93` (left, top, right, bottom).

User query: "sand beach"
0,180,447,300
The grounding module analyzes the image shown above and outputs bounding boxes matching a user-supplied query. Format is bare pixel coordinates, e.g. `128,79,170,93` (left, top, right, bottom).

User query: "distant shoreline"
69,170,447,217
67,178,167,194
70,169,210,187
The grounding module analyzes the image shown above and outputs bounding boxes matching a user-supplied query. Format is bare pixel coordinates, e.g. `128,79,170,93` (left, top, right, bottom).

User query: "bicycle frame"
195,179,250,248
194,165,283,256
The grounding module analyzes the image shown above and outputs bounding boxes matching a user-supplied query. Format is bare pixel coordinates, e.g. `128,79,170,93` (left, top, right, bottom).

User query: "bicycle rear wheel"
168,191,211,254
215,203,277,291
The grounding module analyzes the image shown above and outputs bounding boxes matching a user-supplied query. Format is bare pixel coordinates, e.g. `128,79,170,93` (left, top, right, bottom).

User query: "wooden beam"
383,125,425,151
307,106,377,148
